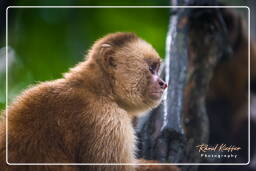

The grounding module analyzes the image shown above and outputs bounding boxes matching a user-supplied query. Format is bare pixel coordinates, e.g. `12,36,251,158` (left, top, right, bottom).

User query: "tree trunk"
137,1,233,171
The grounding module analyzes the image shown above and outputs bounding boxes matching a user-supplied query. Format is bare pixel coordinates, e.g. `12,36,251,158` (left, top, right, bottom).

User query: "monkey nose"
158,79,168,89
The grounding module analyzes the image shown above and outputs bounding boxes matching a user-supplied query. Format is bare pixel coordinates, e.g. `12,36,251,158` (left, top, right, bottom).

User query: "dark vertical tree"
137,1,233,170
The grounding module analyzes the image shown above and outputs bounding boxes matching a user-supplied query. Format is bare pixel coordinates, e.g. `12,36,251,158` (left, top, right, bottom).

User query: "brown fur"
0,33,177,171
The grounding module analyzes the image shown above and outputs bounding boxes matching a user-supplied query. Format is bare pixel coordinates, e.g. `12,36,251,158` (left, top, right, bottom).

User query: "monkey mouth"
149,91,163,100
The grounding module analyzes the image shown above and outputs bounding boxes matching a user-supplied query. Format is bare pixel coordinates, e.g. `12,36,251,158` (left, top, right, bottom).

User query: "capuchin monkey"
0,33,179,171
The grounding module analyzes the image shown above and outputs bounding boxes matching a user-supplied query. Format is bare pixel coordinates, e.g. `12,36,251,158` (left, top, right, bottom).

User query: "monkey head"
90,32,167,115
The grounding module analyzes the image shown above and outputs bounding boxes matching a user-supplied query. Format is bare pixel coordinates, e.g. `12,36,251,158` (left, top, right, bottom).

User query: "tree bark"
137,1,233,171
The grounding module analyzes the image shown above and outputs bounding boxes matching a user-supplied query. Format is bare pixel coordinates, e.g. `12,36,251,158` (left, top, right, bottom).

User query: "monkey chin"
142,92,164,112
123,96,163,117
147,86,166,106
151,96,163,108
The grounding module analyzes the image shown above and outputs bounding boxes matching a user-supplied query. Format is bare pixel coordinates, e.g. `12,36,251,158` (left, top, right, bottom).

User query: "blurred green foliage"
0,4,169,111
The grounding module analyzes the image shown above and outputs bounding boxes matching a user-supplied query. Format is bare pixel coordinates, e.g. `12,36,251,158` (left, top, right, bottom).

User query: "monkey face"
111,38,167,114
90,33,167,114
147,63,167,100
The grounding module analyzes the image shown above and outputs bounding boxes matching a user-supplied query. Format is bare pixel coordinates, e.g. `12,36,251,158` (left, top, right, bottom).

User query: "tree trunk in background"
136,1,233,171
248,0,256,39
248,0,256,170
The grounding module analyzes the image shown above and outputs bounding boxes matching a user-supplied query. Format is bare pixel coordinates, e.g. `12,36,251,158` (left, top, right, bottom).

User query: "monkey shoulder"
6,79,90,131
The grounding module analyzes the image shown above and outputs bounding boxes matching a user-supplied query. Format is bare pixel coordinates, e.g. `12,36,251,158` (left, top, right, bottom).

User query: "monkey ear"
101,43,112,48
99,43,117,68
99,43,112,55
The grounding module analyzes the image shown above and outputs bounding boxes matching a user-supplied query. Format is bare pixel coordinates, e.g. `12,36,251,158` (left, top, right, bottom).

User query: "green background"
0,3,169,111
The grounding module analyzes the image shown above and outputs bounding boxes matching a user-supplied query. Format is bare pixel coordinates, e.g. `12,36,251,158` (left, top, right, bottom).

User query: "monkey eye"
149,63,157,74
